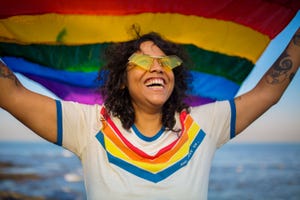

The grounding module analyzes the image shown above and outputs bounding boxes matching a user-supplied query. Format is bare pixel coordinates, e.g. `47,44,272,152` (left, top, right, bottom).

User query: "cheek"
168,72,175,87
126,69,145,88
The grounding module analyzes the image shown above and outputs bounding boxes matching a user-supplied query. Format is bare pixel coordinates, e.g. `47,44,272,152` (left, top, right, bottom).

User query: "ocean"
0,142,299,200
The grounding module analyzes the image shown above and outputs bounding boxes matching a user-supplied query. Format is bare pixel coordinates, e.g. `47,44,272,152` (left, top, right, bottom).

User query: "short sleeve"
58,101,103,157
190,99,236,148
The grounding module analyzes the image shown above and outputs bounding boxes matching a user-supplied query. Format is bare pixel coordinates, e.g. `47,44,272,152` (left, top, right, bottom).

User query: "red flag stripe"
0,0,298,38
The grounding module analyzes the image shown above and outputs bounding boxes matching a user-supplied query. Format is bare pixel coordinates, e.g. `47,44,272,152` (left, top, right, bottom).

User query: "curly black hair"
98,31,191,131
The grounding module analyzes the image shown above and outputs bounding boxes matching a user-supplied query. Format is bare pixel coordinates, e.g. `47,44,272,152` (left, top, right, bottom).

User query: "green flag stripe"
0,42,253,84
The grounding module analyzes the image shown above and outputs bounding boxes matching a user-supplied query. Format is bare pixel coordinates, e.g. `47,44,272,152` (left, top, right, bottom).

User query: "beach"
0,142,85,200
0,161,44,199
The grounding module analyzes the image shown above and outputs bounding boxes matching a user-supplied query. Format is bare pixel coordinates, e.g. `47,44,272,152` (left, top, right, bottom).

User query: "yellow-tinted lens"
128,53,153,70
159,55,182,69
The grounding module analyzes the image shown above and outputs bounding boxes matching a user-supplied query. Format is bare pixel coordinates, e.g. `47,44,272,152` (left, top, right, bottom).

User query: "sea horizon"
0,140,299,200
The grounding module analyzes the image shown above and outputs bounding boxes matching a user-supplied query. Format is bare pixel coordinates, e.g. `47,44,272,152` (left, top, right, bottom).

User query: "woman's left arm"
235,28,300,135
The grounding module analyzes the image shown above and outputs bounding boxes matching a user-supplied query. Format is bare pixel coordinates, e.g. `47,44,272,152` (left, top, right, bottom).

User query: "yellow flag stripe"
0,13,270,62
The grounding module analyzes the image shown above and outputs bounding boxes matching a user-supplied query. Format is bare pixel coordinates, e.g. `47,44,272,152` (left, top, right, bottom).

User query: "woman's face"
126,41,175,112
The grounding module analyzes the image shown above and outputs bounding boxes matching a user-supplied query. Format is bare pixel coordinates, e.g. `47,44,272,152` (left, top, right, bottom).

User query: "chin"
149,99,168,107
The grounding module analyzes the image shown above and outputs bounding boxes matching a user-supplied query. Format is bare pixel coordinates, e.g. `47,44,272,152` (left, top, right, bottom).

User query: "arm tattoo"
0,63,20,86
289,72,295,82
266,52,293,84
293,31,300,46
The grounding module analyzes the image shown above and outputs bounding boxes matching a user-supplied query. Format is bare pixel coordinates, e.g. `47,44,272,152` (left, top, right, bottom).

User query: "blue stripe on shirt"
229,99,236,139
55,100,63,146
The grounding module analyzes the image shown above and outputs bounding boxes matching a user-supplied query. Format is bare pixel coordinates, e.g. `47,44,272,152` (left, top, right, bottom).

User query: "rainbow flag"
0,0,299,105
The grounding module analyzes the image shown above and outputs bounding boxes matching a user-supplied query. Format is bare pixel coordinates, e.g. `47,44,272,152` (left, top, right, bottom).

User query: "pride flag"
0,0,299,105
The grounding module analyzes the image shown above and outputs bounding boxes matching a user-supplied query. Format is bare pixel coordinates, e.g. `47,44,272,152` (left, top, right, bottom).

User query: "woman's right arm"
0,59,58,143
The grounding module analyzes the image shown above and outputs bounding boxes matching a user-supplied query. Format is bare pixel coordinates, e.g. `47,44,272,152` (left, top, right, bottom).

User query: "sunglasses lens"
160,56,182,69
128,54,152,70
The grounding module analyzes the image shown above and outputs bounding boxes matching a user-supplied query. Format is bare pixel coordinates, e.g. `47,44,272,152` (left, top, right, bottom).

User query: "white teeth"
145,78,164,87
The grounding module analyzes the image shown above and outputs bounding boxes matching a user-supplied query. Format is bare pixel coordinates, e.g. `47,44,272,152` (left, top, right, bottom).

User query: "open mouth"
145,78,165,88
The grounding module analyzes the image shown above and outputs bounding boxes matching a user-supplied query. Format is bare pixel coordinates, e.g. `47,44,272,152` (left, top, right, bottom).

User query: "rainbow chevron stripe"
96,108,205,182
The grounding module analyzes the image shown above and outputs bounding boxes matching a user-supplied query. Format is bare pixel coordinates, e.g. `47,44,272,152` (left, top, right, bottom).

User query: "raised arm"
235,28,300,135
0,59,58,143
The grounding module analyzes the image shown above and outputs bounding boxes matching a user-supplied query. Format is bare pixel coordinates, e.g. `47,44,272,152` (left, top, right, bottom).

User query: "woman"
0,29,299,199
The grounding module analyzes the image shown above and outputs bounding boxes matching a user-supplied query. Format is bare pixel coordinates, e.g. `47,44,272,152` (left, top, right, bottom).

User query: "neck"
134,109,163,138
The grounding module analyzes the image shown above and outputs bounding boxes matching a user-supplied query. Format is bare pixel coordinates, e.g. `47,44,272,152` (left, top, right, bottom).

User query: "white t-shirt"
56,99,236,200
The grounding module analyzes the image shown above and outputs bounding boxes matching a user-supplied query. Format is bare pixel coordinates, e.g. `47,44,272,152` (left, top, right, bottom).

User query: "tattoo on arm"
289,72,295,82
266,52,293,84
0,63,20,86
293,31,300,46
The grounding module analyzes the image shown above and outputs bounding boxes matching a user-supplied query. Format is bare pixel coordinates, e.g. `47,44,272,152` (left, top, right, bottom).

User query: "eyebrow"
137,52,167,58
138,47,167,57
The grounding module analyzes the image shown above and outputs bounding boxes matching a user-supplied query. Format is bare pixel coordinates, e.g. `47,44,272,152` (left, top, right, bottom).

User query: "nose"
149,58,163,73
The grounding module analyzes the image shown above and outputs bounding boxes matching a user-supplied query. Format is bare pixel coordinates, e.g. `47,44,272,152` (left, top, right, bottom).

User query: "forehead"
139,41,166,57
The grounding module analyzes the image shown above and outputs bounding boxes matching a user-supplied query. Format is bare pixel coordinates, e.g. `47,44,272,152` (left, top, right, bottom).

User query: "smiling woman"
126,41,177,136
0,1,300,200
1,26,300,199
99,33,190,133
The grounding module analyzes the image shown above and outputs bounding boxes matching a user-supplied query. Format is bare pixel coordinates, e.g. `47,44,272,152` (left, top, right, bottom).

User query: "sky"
0,12,299,143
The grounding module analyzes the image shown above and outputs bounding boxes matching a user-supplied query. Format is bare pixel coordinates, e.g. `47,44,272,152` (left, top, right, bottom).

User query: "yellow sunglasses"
128,53,182,71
